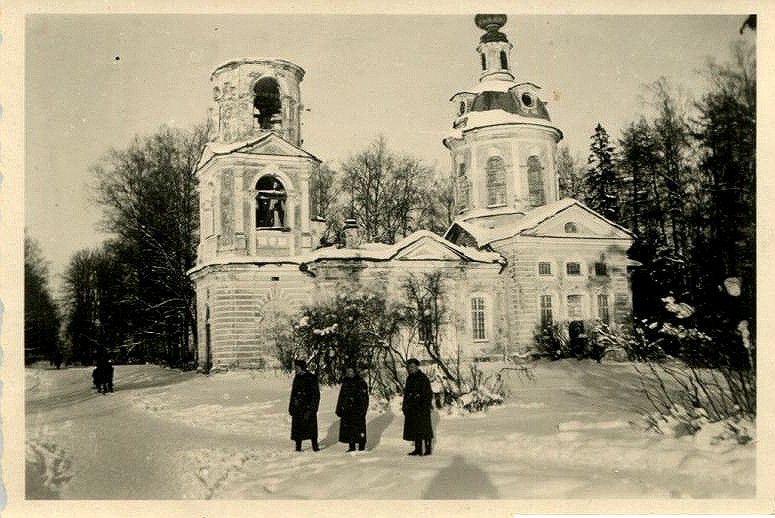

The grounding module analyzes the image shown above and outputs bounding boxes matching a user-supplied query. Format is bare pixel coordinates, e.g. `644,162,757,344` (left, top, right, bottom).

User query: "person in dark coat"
288,359,320,452
402,358,434,456
94,358,114,394
335,366,369,452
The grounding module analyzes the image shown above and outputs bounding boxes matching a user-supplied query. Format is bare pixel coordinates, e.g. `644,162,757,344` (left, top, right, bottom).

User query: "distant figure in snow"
335,365,369,452
93,358,114,394
288,359,320,452
402,358,434,456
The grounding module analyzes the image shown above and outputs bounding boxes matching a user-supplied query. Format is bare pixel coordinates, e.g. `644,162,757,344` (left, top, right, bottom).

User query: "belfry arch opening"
255,175,287,229
253,77,282,130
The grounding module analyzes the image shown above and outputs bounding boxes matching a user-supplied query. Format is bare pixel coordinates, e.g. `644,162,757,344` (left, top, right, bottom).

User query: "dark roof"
469,90,551,121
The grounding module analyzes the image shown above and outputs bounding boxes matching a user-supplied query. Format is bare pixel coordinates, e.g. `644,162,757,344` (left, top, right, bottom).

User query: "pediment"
239,134,314,158
395,237,465,261
523,204,632,239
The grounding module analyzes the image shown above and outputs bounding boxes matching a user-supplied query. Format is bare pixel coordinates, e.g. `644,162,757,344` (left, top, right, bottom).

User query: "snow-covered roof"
446,110,563,144
450,78,522,98
188,230,504,276
187,255,304,276
445,198,633,247
303,229,504,265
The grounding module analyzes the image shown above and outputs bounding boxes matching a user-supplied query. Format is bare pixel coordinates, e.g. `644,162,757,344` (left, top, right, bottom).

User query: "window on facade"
527,155,545,207
598,294,610,324
564,221,578,233
458,162,466,176
567,294,583,320
500,51,508,69
595,262,608,276
418,307,433,344
538,262,552,275
471,296,487,340
481,54,487,71
458,101,467,116
486,156,507,206
253,77,282,129
566,262,581,276
540,295,553,327
256,175,287,229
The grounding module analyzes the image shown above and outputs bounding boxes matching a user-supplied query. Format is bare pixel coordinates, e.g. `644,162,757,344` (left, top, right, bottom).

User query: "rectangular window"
595,262,608,276
566,262,581,276
567,295,583,319
598,294,610,324
538,262,552,276
540,295,553,327
471,297,487,341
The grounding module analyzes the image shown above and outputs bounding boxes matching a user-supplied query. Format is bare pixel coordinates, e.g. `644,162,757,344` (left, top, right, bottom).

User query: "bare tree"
91,124,207,366
24,233,61,365
341,135,439,244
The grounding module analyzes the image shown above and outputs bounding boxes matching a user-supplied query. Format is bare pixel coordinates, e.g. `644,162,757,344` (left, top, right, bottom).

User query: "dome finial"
475,14,508,43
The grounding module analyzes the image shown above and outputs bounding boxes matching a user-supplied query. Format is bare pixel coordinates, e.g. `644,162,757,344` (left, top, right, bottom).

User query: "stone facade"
188,15,635,371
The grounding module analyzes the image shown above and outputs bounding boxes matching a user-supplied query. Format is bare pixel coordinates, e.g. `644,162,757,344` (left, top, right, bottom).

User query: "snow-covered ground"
25,360,754,499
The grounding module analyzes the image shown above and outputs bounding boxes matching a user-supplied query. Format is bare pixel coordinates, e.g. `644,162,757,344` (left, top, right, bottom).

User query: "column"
299,170,310,233
234,169,246,252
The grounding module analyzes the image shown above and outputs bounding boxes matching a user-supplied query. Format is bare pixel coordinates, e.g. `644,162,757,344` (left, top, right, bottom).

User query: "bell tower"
195,58,323,265
208,58,305,146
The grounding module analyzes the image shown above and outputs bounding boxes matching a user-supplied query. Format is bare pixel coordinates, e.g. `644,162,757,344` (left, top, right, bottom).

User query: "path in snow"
25,361,755,499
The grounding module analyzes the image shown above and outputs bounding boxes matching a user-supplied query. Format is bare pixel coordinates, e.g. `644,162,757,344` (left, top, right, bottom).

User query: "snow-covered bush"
277,286,406,396
453,363,508,412
534,320,609,361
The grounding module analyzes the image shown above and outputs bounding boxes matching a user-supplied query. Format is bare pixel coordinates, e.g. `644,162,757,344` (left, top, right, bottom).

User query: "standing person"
96,357,114,394
402,358,434,456
288,359,320,452
335,365,369,452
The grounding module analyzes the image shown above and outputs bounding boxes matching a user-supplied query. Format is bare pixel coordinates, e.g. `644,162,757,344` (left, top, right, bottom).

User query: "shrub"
450,363,509,412
607,296,756,434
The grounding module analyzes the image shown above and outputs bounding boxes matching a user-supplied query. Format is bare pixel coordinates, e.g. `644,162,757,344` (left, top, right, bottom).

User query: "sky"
24,14,753,289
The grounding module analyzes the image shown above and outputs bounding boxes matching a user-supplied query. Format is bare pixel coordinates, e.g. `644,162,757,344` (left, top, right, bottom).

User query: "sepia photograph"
4,3,769,515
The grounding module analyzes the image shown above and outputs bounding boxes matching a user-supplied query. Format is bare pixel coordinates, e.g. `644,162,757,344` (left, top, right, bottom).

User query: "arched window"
255,175,287,229
481,54,487,71
253,77,282,130
527,155,545,207
564,221,578,233
500,50,508,69
486,156,507,206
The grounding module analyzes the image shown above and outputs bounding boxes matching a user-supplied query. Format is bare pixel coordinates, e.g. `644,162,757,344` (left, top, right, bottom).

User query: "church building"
188,15,634,371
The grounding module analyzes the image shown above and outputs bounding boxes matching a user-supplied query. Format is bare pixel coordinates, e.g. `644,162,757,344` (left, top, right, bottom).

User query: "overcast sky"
25,14,752,288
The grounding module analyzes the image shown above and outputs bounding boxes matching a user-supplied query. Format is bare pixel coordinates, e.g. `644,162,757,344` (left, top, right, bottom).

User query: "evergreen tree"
694,40,755,325
584,124,621,222
557,145,585,199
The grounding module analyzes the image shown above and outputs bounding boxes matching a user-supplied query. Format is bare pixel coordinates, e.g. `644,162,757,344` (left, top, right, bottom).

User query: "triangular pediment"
197,132,319,171
239,133,316,159
522,204,632,239
395,237,467,261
